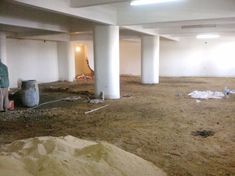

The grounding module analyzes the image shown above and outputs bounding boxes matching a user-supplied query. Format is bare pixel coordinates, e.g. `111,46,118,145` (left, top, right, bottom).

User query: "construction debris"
224,87,235,95
75,59,94,81
85,104,109,115
88,91,105,104
188,90,225,99
89,99,104,104
76,73,93,80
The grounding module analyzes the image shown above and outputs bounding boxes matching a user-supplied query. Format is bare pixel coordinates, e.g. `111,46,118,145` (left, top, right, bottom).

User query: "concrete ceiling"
70,0,127,8
111,0,235,37
69,0,235,37
0,0,100,37
2,0,235,40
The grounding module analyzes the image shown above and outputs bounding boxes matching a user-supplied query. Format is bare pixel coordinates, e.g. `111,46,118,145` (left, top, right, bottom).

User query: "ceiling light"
130,0,181,6
76,46,81,52
196,34,220,39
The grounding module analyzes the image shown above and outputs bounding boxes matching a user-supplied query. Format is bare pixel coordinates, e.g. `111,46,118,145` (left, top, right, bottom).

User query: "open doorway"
74,44,94,80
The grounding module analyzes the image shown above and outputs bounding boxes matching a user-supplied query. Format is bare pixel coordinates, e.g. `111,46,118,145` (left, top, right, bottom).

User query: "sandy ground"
0,76,234,176
0,135,166,176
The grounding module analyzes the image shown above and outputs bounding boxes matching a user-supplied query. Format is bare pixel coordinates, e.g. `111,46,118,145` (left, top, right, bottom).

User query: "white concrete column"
94,25,120,99
57,41,75,82
141,35,159,84
0,32,7,64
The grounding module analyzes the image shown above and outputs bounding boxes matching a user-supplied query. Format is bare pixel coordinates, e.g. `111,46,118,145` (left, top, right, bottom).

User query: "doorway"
74,44,94,80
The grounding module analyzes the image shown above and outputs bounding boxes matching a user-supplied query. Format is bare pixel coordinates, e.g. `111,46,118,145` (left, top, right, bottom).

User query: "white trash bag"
188,90,225,99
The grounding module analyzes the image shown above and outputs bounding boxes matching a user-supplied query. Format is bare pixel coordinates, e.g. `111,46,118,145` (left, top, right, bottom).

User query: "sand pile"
0,135,166,176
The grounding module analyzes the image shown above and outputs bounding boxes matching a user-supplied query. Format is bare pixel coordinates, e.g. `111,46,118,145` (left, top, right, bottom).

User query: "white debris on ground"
89,99,104,104
188,90,225,99
85,104,109,115
63,96,82,102
224,87,235,95
0,136,166,176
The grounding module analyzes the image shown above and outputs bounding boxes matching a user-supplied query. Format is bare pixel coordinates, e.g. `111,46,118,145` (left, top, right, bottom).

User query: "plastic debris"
224,87,235,95
188,90,225,99
89,99,104,104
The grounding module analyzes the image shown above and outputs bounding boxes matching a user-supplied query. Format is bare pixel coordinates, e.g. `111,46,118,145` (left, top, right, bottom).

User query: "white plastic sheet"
188,90,225,99
224,87,235,95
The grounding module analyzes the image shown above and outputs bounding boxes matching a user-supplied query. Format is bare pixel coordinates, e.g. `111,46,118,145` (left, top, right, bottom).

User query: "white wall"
71,39,139,77
120,40,141,76
120,37,235,77
160,37,235,77
7,38,59,87
57,41,76,82
71,39,139,76
8,36,234,88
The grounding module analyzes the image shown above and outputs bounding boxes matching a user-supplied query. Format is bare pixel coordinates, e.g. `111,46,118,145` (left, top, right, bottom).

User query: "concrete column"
57,41,75,82
141,35,159,84
0,32,7,64
94,25,120,99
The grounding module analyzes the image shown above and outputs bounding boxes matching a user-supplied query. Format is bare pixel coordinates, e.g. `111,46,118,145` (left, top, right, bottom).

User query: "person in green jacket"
0,59,9,111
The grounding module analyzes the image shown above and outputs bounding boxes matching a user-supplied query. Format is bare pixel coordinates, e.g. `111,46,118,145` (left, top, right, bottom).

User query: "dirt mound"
0,135,166,176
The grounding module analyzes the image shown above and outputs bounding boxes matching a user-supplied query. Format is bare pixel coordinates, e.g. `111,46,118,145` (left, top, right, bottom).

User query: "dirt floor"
0,76,235,176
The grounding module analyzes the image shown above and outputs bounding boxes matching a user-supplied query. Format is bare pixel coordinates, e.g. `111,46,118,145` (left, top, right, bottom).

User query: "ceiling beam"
0,16,68,33
19,33,70,41
0,1,69,33
121,26,157,36
70,0,128,8
160,35,180,42
143,17,235,29
156,26,235,35
12,0,117,25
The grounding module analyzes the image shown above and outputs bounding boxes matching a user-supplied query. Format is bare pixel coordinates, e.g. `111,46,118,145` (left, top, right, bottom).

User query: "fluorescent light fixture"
196,34,220,39
130,0,181,6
